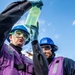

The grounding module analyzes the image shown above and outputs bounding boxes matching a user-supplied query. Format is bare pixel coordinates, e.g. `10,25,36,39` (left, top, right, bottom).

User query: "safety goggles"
10,30,28,40
41,45,52,50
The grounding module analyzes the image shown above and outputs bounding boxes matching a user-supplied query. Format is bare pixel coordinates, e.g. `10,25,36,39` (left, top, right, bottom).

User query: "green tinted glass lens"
14,30,28,40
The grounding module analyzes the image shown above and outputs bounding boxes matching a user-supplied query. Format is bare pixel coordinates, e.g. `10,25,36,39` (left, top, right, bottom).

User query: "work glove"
27,0,43,7
30,22,39,42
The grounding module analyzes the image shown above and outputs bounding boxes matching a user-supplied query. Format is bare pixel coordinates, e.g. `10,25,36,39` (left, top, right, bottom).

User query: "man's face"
41,45,52,58
9,30,28,47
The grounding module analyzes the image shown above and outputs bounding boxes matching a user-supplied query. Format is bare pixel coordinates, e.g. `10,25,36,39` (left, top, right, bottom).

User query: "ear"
9,35,12,41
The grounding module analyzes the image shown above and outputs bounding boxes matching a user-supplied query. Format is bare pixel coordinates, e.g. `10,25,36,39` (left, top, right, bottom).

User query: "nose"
18,34,24,40
19,34,23,37
42,48,46,53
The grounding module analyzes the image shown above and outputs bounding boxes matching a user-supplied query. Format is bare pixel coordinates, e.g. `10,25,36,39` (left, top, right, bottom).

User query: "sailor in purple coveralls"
0,0,48,75
40,37,75,75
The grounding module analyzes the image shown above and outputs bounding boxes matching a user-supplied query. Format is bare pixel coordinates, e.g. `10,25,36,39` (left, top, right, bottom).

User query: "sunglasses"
10,30,28,40
41,45,52,50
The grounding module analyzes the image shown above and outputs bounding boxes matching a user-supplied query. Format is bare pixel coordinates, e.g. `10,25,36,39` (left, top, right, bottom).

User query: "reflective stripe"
52,63,58,74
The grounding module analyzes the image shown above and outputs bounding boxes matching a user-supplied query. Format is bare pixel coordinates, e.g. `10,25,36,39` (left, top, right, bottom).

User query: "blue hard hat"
7,25,30,45
40,37,58,51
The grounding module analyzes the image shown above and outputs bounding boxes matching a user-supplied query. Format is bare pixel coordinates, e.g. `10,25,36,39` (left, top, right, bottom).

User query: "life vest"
0,44,33,75
48,57,64,75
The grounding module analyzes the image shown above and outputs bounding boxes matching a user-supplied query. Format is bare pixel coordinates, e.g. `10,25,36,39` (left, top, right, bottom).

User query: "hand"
28,0,43,7
30,22,39,41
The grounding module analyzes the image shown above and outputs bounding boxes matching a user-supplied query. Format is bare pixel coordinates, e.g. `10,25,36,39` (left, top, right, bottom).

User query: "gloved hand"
28,0,43,7
30,22,39,42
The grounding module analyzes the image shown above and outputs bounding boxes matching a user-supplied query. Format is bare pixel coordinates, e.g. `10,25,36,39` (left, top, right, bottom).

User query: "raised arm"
32,40,48,75
0,0,32,47
30,23,48,75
